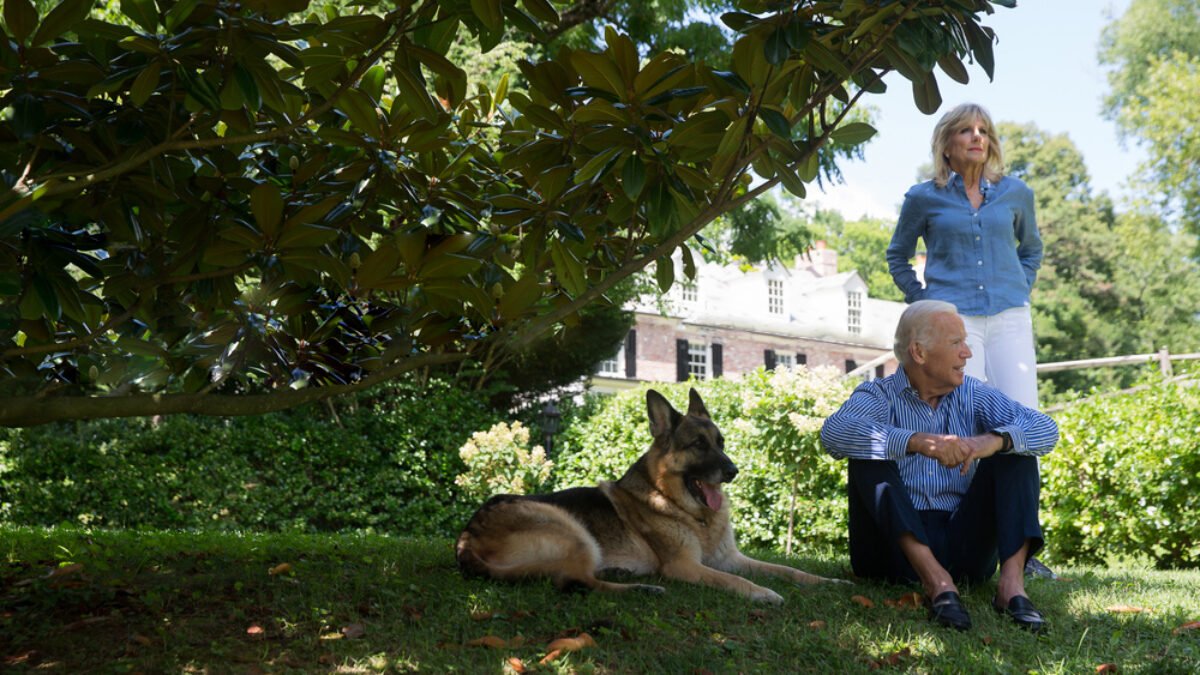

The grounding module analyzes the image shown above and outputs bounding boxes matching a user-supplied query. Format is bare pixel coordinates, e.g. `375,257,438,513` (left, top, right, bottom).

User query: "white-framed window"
597,342,625,377
776,353,794,369
680,282,698,304
768,278,784,315
847,291,863,334
688,342,709,380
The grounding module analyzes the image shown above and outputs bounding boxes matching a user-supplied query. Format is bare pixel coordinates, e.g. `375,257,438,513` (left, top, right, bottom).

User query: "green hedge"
552,368,855,553
3,368,1197,569
0,379,500,535
1041,376,1200,569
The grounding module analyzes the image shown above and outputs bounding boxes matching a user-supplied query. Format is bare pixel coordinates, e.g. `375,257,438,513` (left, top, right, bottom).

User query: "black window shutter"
797,352,807,366
625,330,637,378
712,343,723,378
676,339,689,382
845,359,857,373
764,349,776,371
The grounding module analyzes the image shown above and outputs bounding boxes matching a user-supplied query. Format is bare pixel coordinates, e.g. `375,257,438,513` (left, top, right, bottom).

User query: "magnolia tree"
0,0,1013,426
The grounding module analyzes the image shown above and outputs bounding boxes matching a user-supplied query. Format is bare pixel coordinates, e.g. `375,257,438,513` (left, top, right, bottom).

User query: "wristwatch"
991,430,1013,451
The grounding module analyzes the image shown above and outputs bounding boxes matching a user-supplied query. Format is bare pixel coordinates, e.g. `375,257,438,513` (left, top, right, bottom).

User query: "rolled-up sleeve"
973,384,1058,457
821,383,913,461
887,189,927,303
1013,183,1043,290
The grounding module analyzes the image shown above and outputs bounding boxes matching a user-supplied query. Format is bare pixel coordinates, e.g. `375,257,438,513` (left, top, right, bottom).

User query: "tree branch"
0,351,467,427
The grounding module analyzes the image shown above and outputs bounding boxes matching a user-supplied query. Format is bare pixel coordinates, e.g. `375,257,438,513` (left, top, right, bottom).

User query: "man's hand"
957,434,1006,474
907,433,973,468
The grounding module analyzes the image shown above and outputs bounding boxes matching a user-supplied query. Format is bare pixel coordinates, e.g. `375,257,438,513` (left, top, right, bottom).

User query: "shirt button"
975,235,981,240
977,260,983,265
978,285,984,290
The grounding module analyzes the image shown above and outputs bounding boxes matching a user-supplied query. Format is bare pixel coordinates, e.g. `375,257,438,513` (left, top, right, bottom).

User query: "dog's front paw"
822,576,854,585
752,587,785,605
633,584,666,595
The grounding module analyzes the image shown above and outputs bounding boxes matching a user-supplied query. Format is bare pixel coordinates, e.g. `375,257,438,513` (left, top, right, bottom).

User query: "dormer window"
680,282,698,304
847,291,863,334
768,278,784,315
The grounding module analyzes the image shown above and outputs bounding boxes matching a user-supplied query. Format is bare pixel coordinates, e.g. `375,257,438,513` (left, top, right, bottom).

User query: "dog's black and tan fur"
455,388,841,603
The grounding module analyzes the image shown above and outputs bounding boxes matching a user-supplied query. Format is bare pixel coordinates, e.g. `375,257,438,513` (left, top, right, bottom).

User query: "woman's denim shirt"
886,174,1042,316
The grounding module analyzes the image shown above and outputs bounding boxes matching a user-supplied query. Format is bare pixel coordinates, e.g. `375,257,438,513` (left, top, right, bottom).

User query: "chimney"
799,240,838,277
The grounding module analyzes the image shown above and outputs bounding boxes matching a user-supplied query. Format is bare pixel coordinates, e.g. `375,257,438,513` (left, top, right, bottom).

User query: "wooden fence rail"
845,348,1200,381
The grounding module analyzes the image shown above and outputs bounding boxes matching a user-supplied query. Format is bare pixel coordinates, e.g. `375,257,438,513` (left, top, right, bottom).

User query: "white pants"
962,305,1039,408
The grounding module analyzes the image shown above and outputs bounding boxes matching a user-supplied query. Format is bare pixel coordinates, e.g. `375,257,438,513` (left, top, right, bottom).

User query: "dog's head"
645,388,737,513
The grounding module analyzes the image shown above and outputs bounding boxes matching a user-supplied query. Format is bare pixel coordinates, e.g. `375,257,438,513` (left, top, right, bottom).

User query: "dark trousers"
846,454,1044,586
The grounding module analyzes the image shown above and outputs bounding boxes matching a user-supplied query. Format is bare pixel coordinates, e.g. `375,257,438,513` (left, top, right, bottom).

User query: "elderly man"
821,300,1058,633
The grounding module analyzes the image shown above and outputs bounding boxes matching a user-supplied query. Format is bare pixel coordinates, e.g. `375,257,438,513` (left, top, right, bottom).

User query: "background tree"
999,122,1200,396
0,0,1015,427
1099,0,1200,241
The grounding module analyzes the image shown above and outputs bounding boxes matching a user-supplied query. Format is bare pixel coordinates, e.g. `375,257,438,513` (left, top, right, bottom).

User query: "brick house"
591,242,906,391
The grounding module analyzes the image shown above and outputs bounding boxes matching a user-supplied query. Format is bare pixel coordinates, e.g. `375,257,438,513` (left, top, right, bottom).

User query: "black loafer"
993,595,1047,634
926,590,972,631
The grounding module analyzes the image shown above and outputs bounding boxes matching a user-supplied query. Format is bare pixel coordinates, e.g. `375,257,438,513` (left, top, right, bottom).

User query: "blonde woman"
886,102,1042,408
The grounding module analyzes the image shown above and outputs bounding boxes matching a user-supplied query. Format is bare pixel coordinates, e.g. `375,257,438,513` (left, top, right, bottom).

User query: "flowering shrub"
455,422,554,503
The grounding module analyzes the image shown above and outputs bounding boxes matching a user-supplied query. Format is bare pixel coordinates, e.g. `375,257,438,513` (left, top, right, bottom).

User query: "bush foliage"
1041,374,1200,568
0,379,500,535
552,367,854,553
3,365,1197,569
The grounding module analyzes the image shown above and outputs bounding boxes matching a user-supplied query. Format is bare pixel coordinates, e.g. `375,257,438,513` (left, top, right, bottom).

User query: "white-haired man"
821,299,1058,633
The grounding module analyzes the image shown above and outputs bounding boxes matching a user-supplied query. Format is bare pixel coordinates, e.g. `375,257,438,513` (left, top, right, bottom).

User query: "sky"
808,0,1140,221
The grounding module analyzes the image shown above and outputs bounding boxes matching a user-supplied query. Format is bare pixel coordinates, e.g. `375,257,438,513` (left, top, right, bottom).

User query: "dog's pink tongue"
700,482,723,511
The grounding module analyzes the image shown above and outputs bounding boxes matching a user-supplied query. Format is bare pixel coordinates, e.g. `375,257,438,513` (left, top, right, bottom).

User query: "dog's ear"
646,389,682,440
687,388,710,419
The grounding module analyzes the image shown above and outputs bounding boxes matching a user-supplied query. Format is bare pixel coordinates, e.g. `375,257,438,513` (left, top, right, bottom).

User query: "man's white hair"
894,300,960,366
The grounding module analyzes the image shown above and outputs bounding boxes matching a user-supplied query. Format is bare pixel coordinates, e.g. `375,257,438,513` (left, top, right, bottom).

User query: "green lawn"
2,526,1197,673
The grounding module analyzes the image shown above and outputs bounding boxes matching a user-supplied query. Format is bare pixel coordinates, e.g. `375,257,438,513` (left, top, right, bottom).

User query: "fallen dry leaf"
341,623,366,639
895,592,922,609
1173,620,1200,635
130,633,153,646
49,563,85,578
546,633,596,653
507,656,527,673
539,649,563,665
467,635,508,649
1105,605,1151,614
1096,664,1119,673
851,594,876,608
268,563,292,576
808,620,827,630
982,636,994,645
246,624,265,638
884,647,911,666
471,610,498,621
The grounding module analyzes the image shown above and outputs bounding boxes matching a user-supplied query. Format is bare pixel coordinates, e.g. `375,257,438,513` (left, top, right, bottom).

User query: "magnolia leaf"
31,0,92,47
3,0,37,45
829,122,877,145
622,154,646,200
912,72,942,115
655,254,674,292
250,183,284,239
758,107,792,140
764,27,789,66
937,53,970,85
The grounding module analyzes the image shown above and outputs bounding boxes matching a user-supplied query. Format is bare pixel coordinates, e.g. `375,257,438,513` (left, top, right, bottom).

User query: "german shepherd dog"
455,388,842,603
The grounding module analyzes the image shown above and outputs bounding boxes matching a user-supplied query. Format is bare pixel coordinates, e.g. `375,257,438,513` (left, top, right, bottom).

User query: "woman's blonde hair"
930,103,1004,188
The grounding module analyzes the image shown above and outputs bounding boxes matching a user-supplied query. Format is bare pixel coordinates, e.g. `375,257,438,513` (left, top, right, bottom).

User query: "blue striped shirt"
887,174,1042,316
820,367,1058,511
